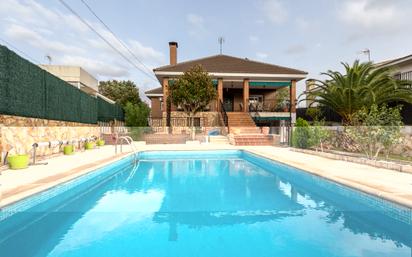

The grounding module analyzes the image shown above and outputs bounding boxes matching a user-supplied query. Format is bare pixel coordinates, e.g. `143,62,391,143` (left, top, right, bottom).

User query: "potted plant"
63,144,74,155
7,146,29,170
85,141,95,150
96,139,105,146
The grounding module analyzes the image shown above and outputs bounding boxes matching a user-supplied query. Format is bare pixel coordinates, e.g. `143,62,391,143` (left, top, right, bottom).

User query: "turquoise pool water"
0,150,411,257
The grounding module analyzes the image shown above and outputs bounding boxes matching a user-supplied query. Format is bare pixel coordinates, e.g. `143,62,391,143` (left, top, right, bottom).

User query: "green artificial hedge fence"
97,97,124,122
0,45,124,124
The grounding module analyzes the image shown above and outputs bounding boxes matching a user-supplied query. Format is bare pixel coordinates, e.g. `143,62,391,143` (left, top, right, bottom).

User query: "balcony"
394,71,412,81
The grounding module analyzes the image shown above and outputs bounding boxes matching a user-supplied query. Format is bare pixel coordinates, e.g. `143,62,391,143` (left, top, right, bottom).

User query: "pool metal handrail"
116,136,138,165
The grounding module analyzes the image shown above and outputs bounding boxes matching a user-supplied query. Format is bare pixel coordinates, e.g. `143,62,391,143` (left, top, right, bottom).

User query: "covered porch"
214,78,297,125
216,79,296,112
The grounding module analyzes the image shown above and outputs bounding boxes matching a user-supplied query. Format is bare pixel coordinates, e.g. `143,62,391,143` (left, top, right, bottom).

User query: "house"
146,42,307,130
375,54,412,81
376,54,412,125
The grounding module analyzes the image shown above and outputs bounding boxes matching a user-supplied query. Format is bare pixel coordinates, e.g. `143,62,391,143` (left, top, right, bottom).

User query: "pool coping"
1,145,411,211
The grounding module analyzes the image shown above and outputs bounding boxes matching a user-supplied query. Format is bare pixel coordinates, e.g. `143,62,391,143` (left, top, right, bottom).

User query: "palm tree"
304,60,412,124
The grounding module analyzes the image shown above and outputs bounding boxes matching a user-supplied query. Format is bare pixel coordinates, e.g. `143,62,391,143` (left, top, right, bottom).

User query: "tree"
304,61,412,124
124,102,150,127
346,104,403,160
99,80,141,107
169,65,216,139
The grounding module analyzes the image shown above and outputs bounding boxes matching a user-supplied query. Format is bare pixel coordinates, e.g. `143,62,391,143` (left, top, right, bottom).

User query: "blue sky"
1,0,412,102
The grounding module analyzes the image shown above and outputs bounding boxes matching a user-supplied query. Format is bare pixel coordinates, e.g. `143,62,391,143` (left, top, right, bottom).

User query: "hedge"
0,45,123,124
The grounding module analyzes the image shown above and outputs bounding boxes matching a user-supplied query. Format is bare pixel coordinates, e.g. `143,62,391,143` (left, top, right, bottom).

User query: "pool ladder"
116,136,140,182
116,136,138,165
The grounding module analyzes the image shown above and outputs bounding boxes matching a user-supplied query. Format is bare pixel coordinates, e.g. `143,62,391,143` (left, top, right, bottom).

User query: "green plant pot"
85,142,95,150
63,145,74,155
96,139,105,146
7,154,29,170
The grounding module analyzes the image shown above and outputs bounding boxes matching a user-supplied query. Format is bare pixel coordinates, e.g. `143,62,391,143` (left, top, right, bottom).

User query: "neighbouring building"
40,64,115,104
40,65,99,95
146,42,307,129
305,79,317,108
375,54,412,81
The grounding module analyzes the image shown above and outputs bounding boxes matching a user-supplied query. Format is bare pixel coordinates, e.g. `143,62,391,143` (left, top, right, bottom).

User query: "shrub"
292,118,311,149
309,120,330,152
346,104,403,159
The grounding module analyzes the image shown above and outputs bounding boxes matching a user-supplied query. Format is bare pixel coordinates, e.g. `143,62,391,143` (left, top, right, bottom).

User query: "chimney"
169,42,178,65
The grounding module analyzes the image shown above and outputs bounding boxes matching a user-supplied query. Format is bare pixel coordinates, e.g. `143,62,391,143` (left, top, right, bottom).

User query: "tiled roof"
154,54,307,75
145,87,163,96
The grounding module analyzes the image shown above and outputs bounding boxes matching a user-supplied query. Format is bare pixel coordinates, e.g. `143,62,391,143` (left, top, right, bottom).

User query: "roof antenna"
45,54,52,65
359,48,371,62
218,37,225,55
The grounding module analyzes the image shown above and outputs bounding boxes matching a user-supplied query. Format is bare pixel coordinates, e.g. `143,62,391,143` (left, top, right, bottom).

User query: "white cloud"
187,13,204,27
249,36,259,43
339,0,412,38
261,0,288,24
285,44,307,55
295,18,309,30
58,55,130,78
0,0,164,88
186,13,207,38
256,52,268,59
5,24,85,55
255,19,265,25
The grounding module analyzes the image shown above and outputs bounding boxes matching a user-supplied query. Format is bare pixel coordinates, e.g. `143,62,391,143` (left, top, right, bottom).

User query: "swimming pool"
0,150,411,257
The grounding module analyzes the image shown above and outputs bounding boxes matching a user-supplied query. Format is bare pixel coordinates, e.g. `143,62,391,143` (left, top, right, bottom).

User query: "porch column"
163,78,170,128
243,78,249,112
290,80,297,123
217,78,223,111
162,77,169,113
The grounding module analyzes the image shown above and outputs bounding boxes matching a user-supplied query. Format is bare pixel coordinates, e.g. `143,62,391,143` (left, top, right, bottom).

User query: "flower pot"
96,139,105,146
63,145,74,155
7,154,29,170
85,142,95,150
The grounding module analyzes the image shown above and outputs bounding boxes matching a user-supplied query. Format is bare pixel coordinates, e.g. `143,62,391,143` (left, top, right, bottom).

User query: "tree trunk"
191,115,196,140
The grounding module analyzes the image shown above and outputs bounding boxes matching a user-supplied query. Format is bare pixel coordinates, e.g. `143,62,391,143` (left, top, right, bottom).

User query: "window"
249,95,264,104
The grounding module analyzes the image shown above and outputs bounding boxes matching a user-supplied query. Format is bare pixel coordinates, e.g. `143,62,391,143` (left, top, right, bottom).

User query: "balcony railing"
394,71,412,81
249,101,290,112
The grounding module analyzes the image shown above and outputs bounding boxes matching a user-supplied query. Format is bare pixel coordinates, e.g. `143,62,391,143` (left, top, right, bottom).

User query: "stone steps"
229,134,273,146
227,112,257,129
209,135,230,144
229,127,262,134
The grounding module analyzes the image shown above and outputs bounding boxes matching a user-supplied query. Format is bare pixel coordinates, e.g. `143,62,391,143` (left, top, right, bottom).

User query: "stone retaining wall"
0,115,99,165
